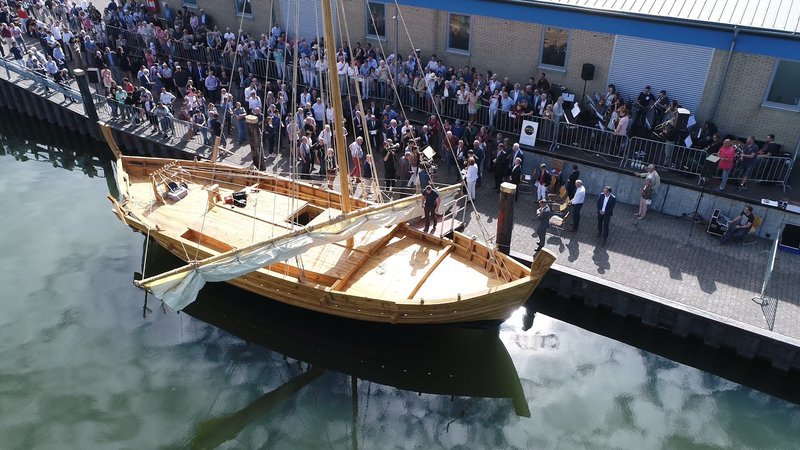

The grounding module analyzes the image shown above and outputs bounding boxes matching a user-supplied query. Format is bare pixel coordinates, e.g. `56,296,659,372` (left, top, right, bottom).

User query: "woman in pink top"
716,139,736,190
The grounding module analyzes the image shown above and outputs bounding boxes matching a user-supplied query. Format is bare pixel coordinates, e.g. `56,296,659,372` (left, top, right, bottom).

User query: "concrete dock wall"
520,257,800,372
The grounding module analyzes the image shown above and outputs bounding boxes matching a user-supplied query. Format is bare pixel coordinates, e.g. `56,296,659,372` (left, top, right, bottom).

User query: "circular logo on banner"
524,125,534,135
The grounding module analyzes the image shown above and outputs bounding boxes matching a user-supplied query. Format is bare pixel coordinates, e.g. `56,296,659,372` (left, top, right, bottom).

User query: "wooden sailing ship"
103,0,555,325
106,150,554,325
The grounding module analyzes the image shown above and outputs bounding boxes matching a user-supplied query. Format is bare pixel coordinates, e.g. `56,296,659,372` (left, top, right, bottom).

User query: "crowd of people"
0,0,777,251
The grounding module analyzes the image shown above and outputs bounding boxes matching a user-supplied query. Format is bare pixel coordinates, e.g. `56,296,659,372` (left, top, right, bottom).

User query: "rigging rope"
222,0,253,95
337,0,383,203
390,0,497,249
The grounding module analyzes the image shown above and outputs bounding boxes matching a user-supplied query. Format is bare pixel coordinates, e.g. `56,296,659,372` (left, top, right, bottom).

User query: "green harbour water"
0,118,799,449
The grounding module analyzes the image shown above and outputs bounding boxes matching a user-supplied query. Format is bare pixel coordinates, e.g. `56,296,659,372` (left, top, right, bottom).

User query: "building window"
183,0,197,8
540,27,569,69
235,0,252,17
366,2,386,38
764,59,800,109
447,14,470,53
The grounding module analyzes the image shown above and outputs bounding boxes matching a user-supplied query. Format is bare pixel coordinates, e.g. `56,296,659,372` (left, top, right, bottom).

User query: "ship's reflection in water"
140,243,533,449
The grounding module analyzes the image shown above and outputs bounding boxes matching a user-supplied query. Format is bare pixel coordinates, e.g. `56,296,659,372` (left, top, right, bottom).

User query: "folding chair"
549,210,570,237
519,172,533,193
548,185,567,203
743,215,763,245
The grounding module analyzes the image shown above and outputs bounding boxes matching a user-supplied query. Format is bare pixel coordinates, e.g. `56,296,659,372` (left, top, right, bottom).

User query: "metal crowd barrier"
738,155,793,189
555,121,629,165
626,135,793,188
626,136,709,176
1,58,83,104
93,93,212,148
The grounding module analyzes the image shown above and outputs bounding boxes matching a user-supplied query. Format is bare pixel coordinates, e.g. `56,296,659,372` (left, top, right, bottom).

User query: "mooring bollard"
496,182,517,255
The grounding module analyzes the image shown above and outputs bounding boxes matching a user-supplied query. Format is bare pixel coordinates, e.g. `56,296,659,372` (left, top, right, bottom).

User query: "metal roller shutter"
608,35,713,115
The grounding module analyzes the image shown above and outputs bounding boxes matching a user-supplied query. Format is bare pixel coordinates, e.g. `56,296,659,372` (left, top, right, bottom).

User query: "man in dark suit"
493,144,509,189
596,186,616,245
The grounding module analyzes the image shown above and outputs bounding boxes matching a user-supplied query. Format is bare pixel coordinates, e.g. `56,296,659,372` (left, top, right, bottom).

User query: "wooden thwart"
407,244,454,300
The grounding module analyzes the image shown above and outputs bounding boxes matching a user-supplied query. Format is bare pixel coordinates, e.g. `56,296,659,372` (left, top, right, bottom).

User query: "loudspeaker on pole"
581,63,595,81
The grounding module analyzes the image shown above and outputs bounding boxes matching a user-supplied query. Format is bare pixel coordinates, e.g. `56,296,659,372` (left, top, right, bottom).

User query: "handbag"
641,185,653,199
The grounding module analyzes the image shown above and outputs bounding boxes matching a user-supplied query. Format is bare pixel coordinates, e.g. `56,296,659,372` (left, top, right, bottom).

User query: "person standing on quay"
566,164,580,198
568,180,585,232
596,186,616,245
635,164,660,220
534,163,551,201
535,199,553,252
509,157,522,201
465,157,478,201
349,137,364,183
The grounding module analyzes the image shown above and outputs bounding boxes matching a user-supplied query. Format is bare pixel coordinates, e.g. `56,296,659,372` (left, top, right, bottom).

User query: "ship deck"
122,162,525,304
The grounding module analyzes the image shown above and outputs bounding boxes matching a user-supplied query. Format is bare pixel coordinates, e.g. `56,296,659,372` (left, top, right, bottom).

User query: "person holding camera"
382,139,398,190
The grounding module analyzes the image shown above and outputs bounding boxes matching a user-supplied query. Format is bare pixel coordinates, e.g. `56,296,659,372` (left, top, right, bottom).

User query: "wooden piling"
72,69,100,140
496,182,517,255
246,115,263,169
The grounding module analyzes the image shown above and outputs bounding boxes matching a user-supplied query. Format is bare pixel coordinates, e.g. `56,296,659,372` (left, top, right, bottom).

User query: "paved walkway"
456,176,800,339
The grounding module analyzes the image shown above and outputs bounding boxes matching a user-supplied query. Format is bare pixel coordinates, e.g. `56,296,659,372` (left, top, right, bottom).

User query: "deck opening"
287,204,326,226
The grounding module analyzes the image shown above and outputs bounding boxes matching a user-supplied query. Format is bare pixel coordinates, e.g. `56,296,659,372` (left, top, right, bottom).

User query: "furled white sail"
140,188,458,310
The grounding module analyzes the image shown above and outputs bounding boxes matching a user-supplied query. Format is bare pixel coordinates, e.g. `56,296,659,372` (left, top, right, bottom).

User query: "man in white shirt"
224,28,236,42
568,180,585,231
243,81,257,101
246,91,262,112
311,97,326,131
159,87,176,109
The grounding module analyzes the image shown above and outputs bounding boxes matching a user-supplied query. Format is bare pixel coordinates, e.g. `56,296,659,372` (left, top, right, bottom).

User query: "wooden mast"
321,0,352,213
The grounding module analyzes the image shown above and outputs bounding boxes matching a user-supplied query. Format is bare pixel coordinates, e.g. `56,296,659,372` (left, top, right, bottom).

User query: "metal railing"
439,194,469,239
554,121,629,165
1,58,83,104
627,135,793,188
100,25,797,191
93,93,213,148
626,136,709,175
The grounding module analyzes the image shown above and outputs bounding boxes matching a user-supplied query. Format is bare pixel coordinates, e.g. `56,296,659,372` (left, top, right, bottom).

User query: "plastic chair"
743,215,763,245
